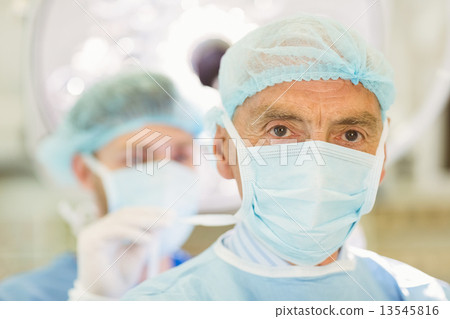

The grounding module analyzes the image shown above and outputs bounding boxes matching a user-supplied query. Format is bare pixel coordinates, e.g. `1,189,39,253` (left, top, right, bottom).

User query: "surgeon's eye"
171,146,193,166
173,153,189,163
270,125,291,137
343,130,362,142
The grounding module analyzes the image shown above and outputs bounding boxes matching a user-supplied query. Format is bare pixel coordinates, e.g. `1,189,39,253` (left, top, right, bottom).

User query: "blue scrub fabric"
0,250,190,301
123,236,450,301
0,253,77,301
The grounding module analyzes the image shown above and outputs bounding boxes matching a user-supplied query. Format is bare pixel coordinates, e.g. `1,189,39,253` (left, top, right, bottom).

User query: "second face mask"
83,155,200,258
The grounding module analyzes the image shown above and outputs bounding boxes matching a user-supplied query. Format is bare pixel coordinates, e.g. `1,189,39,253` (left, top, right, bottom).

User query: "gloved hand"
68,207,173,300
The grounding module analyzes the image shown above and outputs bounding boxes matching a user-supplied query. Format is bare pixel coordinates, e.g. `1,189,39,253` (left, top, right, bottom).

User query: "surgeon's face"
73,124,194,216
215,79,384,196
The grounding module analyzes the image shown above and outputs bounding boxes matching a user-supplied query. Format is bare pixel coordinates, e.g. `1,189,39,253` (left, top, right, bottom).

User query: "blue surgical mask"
82,156,200,259
220,110,388,266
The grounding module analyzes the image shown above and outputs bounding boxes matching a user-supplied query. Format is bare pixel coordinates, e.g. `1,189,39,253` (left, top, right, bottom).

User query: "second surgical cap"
38,70,202,183
218,15,395,120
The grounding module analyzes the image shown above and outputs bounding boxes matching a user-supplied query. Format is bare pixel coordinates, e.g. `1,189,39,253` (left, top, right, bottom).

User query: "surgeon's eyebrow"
331,111,381,132
250,106,381,132
252,106,305,127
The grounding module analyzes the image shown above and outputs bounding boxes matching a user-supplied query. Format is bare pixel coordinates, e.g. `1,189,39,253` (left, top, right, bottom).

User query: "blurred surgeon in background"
0,70,203,300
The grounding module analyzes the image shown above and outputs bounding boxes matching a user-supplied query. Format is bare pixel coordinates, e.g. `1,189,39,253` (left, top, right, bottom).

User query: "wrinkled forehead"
236,79,380,114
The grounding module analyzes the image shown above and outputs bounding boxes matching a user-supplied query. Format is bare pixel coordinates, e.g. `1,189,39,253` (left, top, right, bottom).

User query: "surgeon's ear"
380,144,386,184
379,117,390,184
214,125,234,179
72,154,96,190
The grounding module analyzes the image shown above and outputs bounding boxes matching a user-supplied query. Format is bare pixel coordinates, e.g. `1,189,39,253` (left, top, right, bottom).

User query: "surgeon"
124,15,450,301
0,70,202,300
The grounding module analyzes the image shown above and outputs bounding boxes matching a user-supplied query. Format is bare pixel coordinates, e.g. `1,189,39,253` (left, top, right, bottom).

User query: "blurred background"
0,0,449,282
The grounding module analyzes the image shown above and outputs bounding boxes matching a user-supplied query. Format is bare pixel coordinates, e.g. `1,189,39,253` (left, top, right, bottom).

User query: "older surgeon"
124,15,450,301
0,71,202,300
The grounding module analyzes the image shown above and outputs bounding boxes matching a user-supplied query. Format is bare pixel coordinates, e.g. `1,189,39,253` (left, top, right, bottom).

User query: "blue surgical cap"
218,15,395,120
38,70,203,184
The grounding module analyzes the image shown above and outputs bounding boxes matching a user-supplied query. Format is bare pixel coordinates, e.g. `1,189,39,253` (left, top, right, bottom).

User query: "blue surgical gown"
124,235,450,301
0,250,190,301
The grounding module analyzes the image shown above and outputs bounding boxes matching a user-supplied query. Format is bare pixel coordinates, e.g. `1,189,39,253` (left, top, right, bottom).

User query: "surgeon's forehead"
99,124,193,154
234,80,382,125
